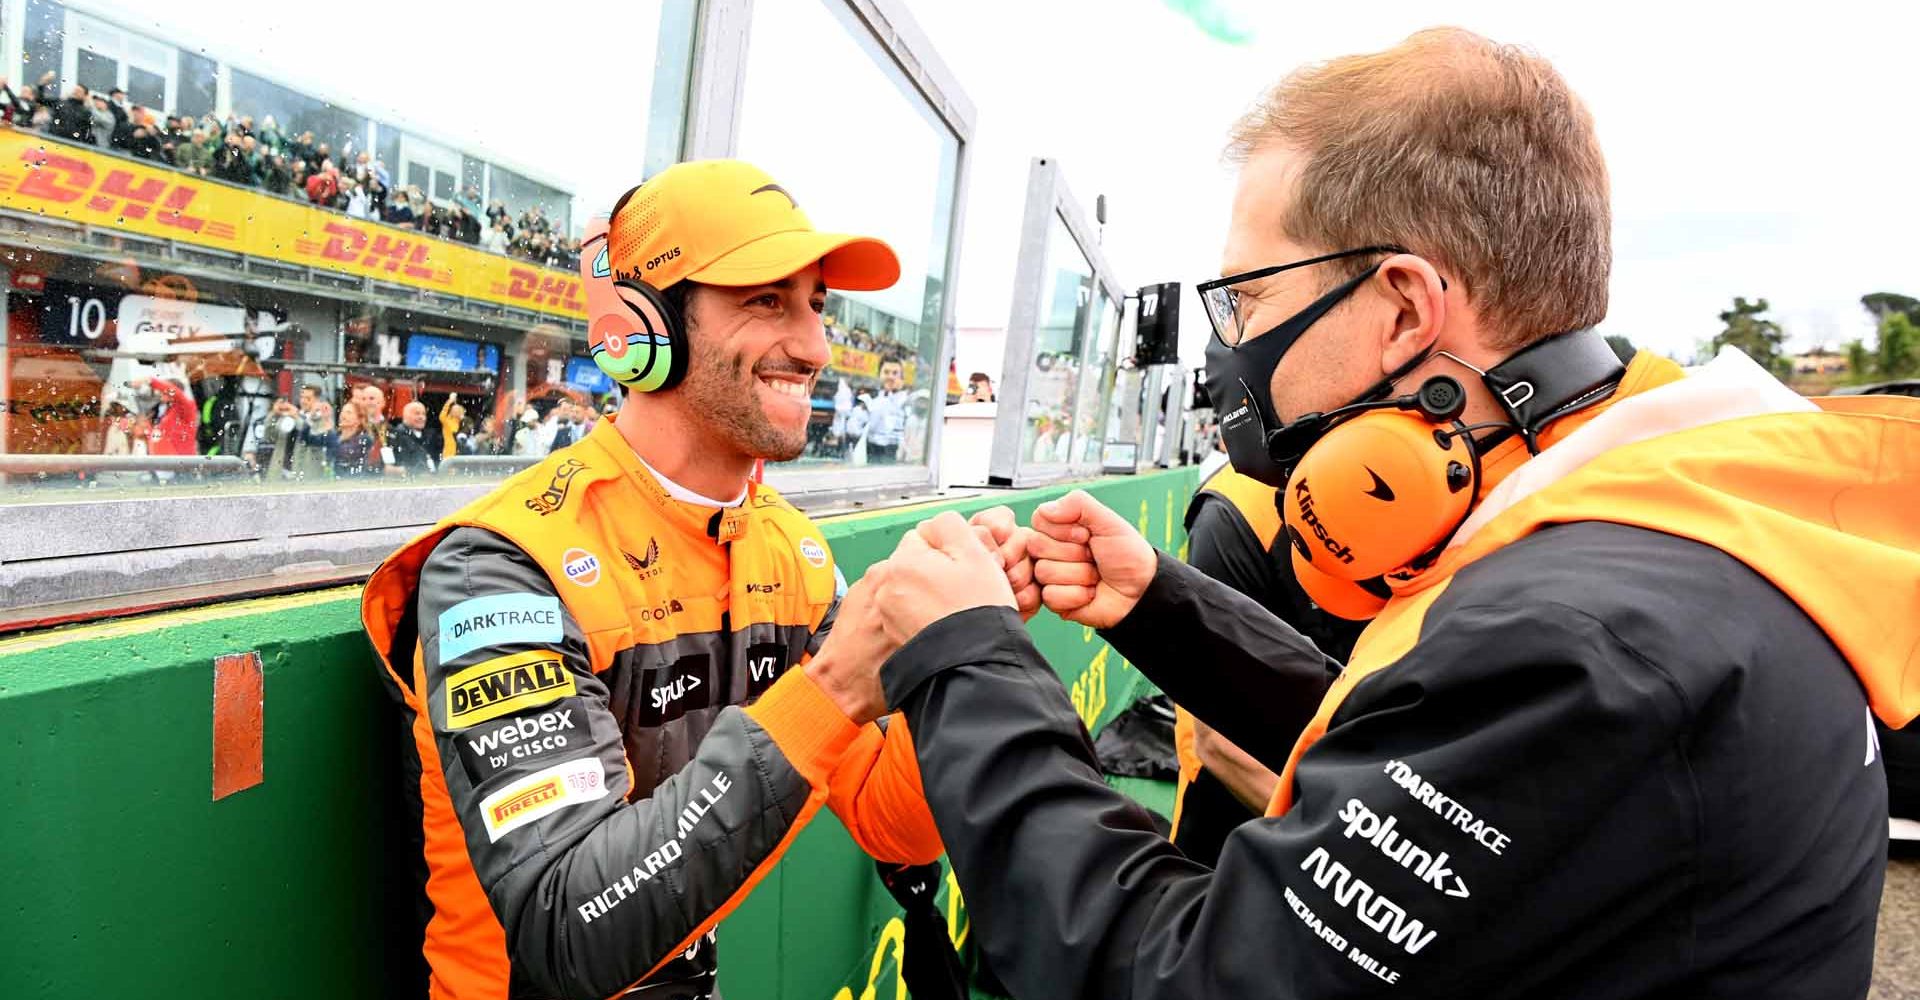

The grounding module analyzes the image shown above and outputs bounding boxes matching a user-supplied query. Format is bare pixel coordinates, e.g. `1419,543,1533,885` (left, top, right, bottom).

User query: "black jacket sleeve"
883,600,1698,1000
1184,495,1282,609
1103,551,1338,770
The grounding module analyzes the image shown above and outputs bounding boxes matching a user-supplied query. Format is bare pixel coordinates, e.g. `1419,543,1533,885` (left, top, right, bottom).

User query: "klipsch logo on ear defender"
1292,478,1354,564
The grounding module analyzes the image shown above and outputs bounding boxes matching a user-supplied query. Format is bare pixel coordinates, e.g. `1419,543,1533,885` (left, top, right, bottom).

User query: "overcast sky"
90,0,1920,368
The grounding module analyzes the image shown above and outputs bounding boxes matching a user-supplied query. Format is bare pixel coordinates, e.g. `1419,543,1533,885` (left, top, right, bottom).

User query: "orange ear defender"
1281,376,1481,618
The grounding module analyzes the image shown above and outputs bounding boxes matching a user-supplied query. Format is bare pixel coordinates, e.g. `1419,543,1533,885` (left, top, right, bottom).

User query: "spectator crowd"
97,374,616,483
0,72,582,270
240,383,612,480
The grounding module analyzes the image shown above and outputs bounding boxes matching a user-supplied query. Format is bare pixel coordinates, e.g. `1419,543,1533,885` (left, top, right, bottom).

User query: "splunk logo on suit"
1338,798,1471,899
636,653,716,726
445,649,576,729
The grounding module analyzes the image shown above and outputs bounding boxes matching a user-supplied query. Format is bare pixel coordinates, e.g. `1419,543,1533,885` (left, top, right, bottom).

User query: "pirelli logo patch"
478,757,607,842
446,650,576,729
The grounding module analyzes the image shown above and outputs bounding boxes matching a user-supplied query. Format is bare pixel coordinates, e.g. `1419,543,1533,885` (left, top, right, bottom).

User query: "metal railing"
0,454,248,475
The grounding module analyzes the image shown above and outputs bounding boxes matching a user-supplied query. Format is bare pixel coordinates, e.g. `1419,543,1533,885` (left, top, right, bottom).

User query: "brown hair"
1226,27,1610,350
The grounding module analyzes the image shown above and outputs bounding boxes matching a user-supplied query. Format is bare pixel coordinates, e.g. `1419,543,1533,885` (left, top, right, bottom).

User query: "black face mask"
1202,263,1386,487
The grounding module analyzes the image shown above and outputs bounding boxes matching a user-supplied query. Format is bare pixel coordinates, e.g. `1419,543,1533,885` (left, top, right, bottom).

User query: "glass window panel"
432,169,455,202
23,1,64,98
1104,307,1145,461
127,66,165,109
229,69,370,162
375,124,401,183
460,156,486,201
405,162,429,193
76,48,115,95
488,166,571,235
1020,214,1094,464
1075,291,1121,464
735,0,960,471
175,49,216,120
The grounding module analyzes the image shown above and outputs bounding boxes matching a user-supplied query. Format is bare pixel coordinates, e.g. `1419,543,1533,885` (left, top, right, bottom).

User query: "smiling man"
361,160,942,1000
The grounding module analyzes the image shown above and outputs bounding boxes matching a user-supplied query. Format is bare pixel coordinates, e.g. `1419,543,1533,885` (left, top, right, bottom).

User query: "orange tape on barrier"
212,650,264,801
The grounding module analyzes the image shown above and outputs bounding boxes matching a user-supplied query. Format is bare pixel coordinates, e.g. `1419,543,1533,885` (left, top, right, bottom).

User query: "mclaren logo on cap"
751,183,799,209
592,245,611,279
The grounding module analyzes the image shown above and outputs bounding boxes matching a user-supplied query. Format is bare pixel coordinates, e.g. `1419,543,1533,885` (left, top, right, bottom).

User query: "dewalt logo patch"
446,649,576,729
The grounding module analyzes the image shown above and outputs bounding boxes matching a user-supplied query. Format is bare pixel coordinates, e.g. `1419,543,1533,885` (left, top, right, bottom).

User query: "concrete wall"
0,467,1196,999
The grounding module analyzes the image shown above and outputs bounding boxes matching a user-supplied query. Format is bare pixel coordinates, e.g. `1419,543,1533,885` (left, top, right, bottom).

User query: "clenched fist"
967,506,1041,621
1028,490,1158,629
870,511,1019,645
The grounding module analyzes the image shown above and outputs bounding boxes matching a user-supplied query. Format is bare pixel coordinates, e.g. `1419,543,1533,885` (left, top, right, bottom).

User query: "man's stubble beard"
675,342,808,462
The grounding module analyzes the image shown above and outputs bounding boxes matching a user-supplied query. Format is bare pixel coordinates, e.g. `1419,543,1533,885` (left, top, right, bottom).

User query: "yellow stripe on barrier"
0,585,361,655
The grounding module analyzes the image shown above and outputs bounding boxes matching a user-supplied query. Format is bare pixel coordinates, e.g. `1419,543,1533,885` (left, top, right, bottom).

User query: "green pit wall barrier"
0,467,1196,1000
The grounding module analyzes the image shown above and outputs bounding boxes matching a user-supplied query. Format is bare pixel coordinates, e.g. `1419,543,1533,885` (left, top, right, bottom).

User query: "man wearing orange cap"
361,160,941,1000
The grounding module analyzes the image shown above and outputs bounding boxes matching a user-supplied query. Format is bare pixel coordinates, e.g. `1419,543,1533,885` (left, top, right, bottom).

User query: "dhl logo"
501,267,584,311
0,136,587,319
294,222,452,285
491,779,562,824
5,148,233,239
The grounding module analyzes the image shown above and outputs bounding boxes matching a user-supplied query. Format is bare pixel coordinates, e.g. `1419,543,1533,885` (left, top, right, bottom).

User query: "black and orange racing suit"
881,352,1920,997
362,419,941,1000
1172,467,1365,864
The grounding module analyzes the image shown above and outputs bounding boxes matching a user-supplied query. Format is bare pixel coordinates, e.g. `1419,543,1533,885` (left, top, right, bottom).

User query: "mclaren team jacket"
1175,468,1365,864
881,350,1920,999
362,420,941,1000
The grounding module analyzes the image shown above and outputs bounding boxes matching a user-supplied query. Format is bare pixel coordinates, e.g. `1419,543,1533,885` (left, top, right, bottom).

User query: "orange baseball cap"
606,159,900,292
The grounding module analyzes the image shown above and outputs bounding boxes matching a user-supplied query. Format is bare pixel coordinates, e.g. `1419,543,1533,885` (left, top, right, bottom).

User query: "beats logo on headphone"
581,214,688,393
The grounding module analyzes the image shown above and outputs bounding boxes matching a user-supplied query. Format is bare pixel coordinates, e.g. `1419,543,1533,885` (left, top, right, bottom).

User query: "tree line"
1692,293,1918,384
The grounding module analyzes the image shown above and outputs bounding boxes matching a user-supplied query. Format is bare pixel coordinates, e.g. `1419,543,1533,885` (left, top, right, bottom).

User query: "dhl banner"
0,130,585,321
828,342,917,382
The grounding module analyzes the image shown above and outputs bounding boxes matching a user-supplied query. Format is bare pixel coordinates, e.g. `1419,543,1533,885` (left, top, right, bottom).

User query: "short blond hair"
1227,28,1610,350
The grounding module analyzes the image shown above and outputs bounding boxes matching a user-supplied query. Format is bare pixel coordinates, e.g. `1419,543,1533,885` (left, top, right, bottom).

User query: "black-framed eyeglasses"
1196,245,1406,347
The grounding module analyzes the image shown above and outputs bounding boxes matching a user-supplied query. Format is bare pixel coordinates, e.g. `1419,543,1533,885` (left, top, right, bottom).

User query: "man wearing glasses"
805,27,1920,998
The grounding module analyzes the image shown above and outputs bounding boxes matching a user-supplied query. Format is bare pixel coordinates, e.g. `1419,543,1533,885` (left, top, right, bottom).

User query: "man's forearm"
1191,717,1280,813
1102,552,1337,770
883,606,1210,1000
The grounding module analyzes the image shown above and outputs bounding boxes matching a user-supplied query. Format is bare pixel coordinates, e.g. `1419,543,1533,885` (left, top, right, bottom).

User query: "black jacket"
389,423,435,475
882,525,1887,999
49,97,92,144
1177,470,1368,865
